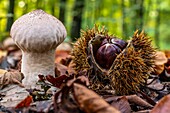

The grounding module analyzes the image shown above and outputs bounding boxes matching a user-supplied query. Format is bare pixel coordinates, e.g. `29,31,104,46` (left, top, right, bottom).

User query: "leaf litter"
0,40,170,113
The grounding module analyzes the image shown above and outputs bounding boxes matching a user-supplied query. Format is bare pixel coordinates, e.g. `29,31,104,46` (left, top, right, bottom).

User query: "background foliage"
0,0,170,49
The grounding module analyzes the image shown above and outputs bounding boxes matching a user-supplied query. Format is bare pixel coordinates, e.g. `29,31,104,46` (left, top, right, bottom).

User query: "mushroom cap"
10,9,67,53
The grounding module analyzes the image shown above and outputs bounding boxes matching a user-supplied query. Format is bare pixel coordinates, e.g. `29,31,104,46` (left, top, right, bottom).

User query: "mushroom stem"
21,50,55,87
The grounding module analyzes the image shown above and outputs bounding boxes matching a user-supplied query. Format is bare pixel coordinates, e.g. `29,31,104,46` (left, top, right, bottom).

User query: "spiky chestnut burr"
71,26,155,95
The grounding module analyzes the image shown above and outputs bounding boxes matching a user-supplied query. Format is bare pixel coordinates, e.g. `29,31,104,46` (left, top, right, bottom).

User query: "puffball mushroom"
10,9,67,88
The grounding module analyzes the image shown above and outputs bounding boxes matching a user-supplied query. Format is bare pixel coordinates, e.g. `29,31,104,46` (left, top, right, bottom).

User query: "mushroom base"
21,50,55,88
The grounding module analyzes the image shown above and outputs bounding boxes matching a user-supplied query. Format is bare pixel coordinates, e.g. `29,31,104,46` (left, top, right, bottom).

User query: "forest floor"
0,38,170,113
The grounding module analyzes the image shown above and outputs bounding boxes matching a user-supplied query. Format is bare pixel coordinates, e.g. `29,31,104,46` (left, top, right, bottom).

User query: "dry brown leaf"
153,64,165,75
73,83,120,113
165,58,170,74
55,63,68,76
15,95,33,109
155,51,168,65
105,96,131,113
151,94,170,113
164,50,170,58
153,51,168,75
55,61,76,77
55,50,70,64
0,70,24,89
67,60,76,75
126,95,153,108
104,94,153,112
0,85,31,108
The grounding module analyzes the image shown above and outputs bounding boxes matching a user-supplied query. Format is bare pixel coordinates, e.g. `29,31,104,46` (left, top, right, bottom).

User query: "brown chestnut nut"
95,37,127,69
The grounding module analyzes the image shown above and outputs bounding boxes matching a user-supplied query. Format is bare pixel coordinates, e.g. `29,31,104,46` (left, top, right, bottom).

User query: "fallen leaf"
155,51,168,65
126,95,153,108
45,75,68,88
60,55,72,66
73,83,120,113
147,79,165,92
55,50,71,64
54,85,80,113
154,65,165,75
0,85,31,108
104,94,153,109
67,60,76,75
15,95,32,109
0,70,24,89
29,100,53,112
151,94,170,113
153,51,167,75
164,50,170,58
164,50,170,75
105,96,131,113
55,63,69,76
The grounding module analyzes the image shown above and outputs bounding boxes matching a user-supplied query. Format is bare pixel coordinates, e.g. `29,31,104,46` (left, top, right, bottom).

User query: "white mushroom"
10,9,67,88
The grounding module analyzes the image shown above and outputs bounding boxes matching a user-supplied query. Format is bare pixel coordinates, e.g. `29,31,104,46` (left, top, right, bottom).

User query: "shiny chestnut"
95,37,127,69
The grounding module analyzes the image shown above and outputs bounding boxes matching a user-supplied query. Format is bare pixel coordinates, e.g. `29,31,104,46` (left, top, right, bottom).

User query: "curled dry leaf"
60,55,73,66
55,63,69,76
0,70,24,89
156,50,170,80
66,70,90,87
165,58,170,74
73,83,120,113
126,95,153,108
104,94,153,112
153,51,168,75
46,74,68,88
151,94,170,113
164,50,170,58
155,51,168,65
104,96,131,113
55,59,75,77
55,50,71,64
153,65,165,75
54,84,80,113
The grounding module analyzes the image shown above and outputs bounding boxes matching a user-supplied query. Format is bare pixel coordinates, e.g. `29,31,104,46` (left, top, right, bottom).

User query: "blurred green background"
0,0,170,50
